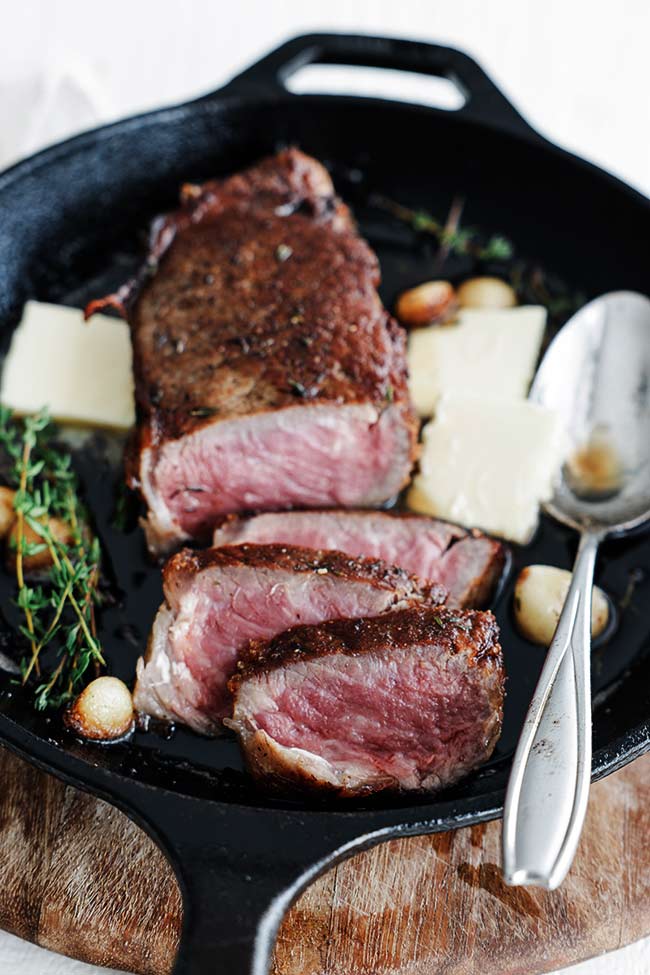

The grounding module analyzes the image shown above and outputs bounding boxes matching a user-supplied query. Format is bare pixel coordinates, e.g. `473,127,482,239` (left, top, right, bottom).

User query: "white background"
1,1,649,973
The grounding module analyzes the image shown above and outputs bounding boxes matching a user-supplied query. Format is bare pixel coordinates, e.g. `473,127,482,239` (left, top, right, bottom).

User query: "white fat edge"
135,601,214,731
171,589,200,645
138,446,187,546
251,728,376,790
134,605,174,695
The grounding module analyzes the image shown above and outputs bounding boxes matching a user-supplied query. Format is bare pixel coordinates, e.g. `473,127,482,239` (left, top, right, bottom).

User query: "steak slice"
213,510,505,608
88,148,418,554
134,544,446,735
227,607,504,797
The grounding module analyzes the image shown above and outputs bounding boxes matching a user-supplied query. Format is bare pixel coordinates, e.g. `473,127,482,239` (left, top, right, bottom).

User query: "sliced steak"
88,149,418,554
227,607,504,797
134,544,445,735
213,510,505,608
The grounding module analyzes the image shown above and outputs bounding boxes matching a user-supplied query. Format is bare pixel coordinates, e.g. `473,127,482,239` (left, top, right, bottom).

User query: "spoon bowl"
530,291,650,533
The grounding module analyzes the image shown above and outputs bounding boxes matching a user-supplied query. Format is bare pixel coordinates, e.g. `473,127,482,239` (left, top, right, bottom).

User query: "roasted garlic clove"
395,280,458,328
456,276,517,310
514,564,610,647
64,677,134,741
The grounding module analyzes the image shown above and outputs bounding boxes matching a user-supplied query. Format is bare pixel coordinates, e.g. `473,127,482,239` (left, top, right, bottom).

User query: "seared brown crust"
212,512,507,609
88,148,417,484
468,554,506,605
163,543,447,604
229,605,504,797
230,606,502,691
454,530,507,607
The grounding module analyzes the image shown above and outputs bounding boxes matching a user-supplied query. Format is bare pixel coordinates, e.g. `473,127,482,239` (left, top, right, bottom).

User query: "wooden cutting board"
1,745,649,975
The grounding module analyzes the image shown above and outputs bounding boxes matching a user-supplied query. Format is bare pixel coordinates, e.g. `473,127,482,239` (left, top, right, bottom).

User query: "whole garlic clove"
395,280,458,328
64,676,134,741
514,564,610,647
456,276,517,310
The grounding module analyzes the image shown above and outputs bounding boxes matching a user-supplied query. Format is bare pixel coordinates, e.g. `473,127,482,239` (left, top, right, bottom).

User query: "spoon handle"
502,531,601,889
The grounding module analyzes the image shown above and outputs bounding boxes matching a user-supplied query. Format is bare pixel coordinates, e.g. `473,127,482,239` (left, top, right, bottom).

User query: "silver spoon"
503,291,650,889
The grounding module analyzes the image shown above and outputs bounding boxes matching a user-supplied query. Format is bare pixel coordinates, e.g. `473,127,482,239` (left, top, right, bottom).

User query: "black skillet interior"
1,33,650,975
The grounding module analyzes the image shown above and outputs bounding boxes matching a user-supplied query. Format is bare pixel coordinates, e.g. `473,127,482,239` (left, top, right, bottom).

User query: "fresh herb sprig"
0,408,104,710
370,193,514,262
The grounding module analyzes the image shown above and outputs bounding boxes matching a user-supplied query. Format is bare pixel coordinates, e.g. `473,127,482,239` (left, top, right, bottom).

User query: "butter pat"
408,306,547,417
408,394,566,544
1,301,135,429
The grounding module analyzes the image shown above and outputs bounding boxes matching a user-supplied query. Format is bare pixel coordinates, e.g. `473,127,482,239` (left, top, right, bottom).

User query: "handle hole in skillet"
285,63,466,111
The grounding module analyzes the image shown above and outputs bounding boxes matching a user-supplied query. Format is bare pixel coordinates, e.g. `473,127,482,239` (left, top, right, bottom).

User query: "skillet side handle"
125,787,363,975
215,32,539,140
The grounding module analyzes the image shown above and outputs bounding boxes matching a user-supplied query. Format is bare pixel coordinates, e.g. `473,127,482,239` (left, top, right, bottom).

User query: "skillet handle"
123,786,364,975
218,32,537,140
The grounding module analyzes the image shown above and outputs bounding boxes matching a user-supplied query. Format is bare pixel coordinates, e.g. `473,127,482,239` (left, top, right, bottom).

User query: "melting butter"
1,301,135,430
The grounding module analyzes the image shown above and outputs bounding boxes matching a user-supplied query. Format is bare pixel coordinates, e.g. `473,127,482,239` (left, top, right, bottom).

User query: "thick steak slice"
213,510,505,608
227,607,504,796
134,544,445,735
88,149,418,554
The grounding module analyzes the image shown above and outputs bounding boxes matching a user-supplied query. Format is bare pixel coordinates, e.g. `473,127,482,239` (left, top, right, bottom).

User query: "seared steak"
134,544,445,735
213,510,505,608
227,607,504,796
88,149,418,554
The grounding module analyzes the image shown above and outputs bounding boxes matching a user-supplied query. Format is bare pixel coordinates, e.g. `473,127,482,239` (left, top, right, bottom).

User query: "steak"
87,149,418,554
226,607,504,796
213,509,505,608
134,544,446,735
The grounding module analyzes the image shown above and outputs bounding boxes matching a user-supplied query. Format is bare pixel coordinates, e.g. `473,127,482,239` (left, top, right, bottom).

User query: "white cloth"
1,2,649,973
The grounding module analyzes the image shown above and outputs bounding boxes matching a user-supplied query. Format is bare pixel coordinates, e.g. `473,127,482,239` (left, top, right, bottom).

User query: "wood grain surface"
0,745,649,975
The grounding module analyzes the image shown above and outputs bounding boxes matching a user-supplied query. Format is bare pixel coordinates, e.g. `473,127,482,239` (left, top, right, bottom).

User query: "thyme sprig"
370,193,514,262
0,407,104,710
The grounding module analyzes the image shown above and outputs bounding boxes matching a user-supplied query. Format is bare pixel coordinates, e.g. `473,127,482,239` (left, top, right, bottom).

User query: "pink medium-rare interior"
145,564,416,731
425,535,502,607
142,403,411,541
237,647,498,791
213,510,460,581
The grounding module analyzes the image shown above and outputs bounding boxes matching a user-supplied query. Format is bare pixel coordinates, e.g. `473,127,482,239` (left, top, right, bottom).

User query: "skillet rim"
0,85,650,828
1,86,650,212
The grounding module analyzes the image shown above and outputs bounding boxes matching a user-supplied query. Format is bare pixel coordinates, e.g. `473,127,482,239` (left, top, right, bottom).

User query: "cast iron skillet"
1,33,650,975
